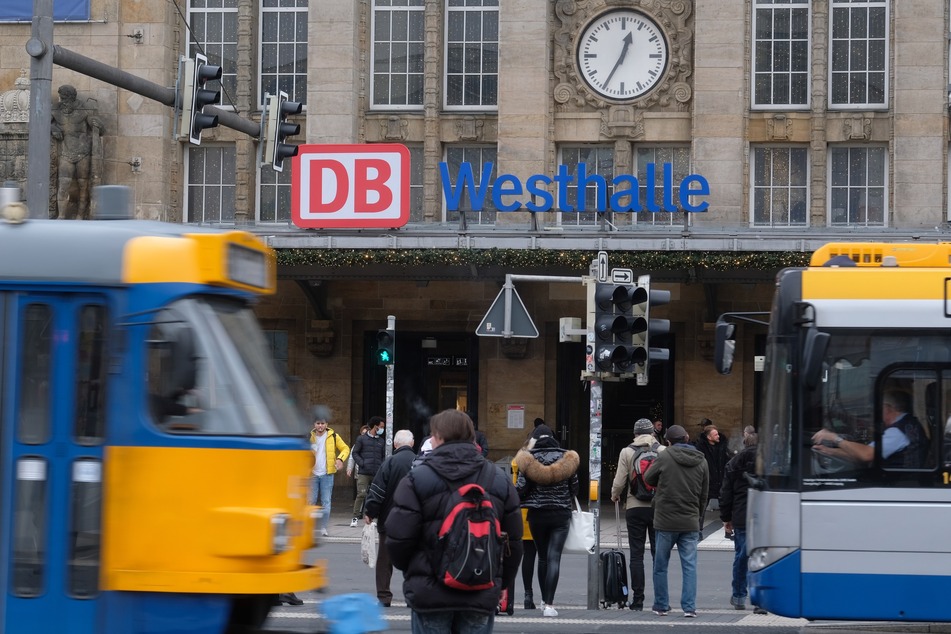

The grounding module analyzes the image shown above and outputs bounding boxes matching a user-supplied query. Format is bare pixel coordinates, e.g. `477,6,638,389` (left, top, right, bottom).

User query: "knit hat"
532,423,554,439
633,418,654,435
665,424,688,443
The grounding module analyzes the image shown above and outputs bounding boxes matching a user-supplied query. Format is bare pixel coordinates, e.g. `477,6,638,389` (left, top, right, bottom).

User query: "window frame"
632,144,694,227
751,0,811,111
827,144,888,227
828,0,889,111
750,144,810,228
186,0,239,111
370,0,426,110
442,145,498,225
443,0,499,111
185,145,238,225
258,0,309,110
556,145,615,227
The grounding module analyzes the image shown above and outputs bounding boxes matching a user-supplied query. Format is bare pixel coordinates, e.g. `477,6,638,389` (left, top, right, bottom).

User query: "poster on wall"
507,404,525,429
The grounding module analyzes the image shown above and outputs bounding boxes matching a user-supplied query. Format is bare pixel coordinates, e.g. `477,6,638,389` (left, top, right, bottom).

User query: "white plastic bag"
563,497,596,555
361,521,378,568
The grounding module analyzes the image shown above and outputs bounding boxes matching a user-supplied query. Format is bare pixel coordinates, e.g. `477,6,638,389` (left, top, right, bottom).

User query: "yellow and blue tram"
0,202,324,633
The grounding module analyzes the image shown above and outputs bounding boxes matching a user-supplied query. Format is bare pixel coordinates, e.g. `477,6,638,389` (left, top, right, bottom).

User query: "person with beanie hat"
611,417,665,610
644,424,709,617
515,427,579,617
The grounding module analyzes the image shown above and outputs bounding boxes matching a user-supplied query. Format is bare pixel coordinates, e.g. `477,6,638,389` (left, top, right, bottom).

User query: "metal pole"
385,314,395,458
26,0,53,219
586,377,603,610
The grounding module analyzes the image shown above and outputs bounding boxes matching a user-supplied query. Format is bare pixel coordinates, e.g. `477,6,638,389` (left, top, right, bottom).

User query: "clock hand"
603,31,633,88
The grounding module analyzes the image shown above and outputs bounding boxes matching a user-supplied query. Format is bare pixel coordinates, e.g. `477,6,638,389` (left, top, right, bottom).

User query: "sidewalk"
322,502,736,552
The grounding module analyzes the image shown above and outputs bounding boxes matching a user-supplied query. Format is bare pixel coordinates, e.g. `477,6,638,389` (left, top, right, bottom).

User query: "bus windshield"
147,297,307,436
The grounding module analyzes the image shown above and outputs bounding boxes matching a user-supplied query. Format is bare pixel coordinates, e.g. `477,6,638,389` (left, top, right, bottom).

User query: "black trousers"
526,509,570,606
624,505,656,607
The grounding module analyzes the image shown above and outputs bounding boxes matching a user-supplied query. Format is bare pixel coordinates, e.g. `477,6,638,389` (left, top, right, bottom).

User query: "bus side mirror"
802,328,830,390
714,320,736,375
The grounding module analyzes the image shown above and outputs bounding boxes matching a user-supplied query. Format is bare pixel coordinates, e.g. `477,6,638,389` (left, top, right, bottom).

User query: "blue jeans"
652,530,699,613
410,610,494,634
310,473,334,531
731,528,749,601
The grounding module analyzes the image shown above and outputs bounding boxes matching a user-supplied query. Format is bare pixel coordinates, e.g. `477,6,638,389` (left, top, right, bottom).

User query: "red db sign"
291,144,411,228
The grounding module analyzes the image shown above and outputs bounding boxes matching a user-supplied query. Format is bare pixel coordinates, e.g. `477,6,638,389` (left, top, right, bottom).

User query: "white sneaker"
350,518,359,527
543,605,558,617
320,528,329,537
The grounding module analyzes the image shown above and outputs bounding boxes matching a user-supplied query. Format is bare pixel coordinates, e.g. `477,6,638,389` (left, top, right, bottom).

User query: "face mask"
376,427,384,436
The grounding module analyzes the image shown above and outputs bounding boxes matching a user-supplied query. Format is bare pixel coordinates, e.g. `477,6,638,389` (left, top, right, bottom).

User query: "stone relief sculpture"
51,84,104,219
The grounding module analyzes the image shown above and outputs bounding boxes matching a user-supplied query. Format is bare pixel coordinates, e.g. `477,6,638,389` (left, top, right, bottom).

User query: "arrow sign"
476,286,539,338
611,268,633,284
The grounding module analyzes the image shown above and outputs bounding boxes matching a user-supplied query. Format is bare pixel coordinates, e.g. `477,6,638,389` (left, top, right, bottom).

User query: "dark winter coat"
693,435,732,501
719,444,756,530
514,440,580,511
351,432,386,478
643,443,709,533
385,441,524,615
364,445,416,531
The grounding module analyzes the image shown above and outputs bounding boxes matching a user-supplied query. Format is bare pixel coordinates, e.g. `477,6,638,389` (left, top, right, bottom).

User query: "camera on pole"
180,53,221,145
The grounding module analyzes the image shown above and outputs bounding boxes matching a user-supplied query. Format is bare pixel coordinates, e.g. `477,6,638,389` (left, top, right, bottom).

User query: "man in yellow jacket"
309,405,351,536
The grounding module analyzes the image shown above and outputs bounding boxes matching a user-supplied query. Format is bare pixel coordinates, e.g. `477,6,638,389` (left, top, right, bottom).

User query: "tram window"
880,372,936,471
68,459,102,598
74,305,107,444
12,457,48,597
18,304,52,445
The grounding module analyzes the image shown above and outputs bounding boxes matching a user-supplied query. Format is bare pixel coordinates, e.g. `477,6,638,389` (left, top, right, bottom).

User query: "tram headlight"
271,513,292,554
749,546,796,572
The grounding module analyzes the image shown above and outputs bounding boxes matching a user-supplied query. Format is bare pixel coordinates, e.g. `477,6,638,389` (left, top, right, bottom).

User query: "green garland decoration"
277,248,810,272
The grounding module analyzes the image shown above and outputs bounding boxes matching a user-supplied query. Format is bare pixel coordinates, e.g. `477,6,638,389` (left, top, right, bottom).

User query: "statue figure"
51,85,103,219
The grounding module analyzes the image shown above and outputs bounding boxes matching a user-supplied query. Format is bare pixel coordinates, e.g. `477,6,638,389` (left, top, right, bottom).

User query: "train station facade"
1,0,949,488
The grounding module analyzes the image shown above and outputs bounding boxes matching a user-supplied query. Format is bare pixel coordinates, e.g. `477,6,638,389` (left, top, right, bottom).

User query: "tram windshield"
147,297,307,436
759,330,951,483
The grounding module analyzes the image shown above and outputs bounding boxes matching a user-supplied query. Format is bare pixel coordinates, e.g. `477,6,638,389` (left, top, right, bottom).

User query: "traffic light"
263,91,302,172
376,328,395,365
180,53,222,145
593,283,641,375
632,274,671,380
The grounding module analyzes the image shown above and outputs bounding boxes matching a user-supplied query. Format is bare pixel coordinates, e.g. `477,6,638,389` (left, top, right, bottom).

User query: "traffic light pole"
586,376,603,610
384,315,395,459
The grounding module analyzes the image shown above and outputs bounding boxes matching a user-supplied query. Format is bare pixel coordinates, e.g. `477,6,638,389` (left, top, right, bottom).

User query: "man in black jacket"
364,429,416,607
351,415,385,527
720,426,766,613
385,410,523,633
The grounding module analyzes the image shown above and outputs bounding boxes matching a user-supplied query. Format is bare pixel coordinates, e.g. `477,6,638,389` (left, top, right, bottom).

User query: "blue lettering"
610,174,641,212
662,163,676,212
440,161,493,212
493,174,522,211
576,163,608,213
553,164,574,212
526,175,554,212
680,174,710,212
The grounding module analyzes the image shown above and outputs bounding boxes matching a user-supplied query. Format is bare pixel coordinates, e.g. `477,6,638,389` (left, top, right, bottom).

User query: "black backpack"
628,442,660,502
426,461,504,591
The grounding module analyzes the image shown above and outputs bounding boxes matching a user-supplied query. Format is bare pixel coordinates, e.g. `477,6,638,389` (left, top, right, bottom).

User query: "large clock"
576,9,670,102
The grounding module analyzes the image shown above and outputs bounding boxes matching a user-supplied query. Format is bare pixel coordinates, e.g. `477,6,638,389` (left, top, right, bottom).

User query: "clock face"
576,9,669,102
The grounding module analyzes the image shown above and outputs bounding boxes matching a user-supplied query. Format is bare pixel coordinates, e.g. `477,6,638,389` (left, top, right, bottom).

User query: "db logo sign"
291,144,410,228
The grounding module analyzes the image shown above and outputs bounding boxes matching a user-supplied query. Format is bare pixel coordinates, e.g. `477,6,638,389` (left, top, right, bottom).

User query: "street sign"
611,268,633,283
597,251,608,282
476,286,539,338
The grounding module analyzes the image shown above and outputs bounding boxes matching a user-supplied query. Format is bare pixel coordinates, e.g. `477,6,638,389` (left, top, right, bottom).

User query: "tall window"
559,146,614,226
260,0,309,106
407,144,425,222
444,146,497,225
188,0,238,107
634,146,692,226
830,0,887,109
258,167,292,223
751,146,809,227
372,0,425,108
829,146,886,226
752,0,810,109
187,146,237,224
445,0,498,109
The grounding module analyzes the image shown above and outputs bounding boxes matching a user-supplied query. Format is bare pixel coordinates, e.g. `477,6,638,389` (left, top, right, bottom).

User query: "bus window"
12,457,48,597
18,304,52,445
74,305,107,444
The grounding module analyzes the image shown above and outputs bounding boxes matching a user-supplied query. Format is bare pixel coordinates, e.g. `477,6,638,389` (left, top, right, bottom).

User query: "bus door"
3,294,109,634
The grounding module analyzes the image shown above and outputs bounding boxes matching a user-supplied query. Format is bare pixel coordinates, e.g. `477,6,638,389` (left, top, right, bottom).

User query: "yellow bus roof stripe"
803,269,946,300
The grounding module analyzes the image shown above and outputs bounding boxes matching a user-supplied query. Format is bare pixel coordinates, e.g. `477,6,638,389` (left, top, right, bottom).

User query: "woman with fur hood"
514,424,580,618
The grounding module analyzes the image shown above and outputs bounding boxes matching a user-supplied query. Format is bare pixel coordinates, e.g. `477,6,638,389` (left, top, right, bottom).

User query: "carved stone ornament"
500,337,529,360
843,115,871,141
553,0,694,112
380,116,408,141
454,116,484,142
0,70,30,123
766,114,792,141
600,106,645,140
307,319,335,357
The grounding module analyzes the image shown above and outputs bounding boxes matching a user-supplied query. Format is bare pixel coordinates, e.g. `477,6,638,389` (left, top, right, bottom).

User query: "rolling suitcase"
600,501,629,609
